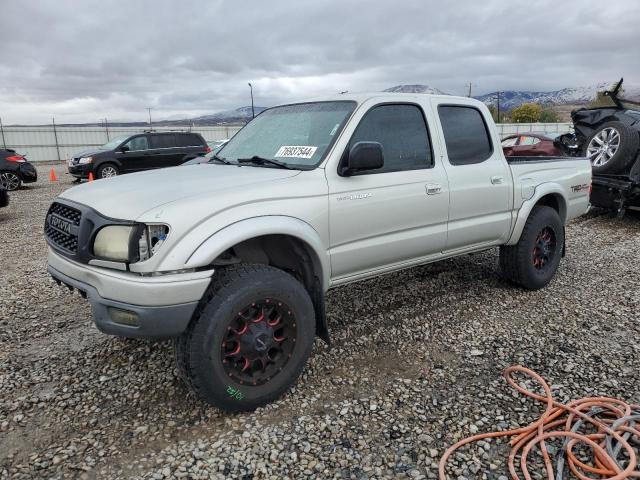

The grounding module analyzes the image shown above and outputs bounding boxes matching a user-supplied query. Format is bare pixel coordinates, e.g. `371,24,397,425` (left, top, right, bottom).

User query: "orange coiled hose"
438,366,640,479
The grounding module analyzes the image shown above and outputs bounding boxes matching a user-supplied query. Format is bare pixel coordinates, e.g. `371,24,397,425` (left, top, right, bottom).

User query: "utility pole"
0,117,6,149
496,91,502,123
52,117,61,161
467,82,473,97
248,83,255,119
146,107,153,128
103,118,110,141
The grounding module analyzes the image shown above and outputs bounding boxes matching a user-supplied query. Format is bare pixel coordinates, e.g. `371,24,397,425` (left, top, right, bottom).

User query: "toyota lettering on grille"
47,214,76,235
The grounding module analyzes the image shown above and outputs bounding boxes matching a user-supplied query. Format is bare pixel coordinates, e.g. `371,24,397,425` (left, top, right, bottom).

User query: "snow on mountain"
474,82,639,110
383,84,449,95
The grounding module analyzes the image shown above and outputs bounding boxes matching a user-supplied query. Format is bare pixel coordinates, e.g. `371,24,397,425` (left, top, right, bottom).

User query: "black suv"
68,132,210,179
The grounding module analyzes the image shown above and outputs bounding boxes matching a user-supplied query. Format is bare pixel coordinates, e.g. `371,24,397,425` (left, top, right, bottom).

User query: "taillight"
205,146,212,153
5,155,25,163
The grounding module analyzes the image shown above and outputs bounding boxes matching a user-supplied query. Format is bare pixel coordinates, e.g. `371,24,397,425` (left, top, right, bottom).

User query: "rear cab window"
438,106,493,165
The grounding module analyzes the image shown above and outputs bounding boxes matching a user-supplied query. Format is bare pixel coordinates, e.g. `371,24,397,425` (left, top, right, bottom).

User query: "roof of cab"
298,92,481,105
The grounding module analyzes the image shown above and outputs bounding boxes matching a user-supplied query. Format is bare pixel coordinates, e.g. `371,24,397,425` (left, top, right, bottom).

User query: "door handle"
426,183,442,195
491,176,504,185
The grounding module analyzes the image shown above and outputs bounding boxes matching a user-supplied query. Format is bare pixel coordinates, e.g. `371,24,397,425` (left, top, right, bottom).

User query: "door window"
501,137,517,147
150,134,176,149
347,104,433,174
518,136,540,146
124,135,149,151
438,106,493,165
176,134,204,147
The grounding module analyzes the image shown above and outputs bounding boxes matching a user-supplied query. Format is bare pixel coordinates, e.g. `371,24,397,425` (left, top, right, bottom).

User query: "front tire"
175,264,316,411
0,171,22,191
96,163,119,179
499,206,564,290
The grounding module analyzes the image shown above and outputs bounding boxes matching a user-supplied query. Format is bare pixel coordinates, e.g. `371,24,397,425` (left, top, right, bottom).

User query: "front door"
328,103,449,280
118,134,152,172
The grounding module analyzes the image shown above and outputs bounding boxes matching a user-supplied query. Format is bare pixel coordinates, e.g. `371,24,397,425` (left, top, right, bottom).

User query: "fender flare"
506,183,567,245
185,215,330,290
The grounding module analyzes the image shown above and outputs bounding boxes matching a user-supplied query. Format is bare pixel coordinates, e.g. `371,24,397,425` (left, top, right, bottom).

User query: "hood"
72,148,106,159
60,164,301,220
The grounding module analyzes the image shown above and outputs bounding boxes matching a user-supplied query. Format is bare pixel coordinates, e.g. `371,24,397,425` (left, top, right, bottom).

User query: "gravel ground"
1,163,639,479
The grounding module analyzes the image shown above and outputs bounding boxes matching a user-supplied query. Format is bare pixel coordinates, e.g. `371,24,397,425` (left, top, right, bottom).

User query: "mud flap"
312,276,331,347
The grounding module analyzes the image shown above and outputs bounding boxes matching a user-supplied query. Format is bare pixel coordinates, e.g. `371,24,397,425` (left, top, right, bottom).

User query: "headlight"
136,224,170,262
78,156,93,164
93,225,136,261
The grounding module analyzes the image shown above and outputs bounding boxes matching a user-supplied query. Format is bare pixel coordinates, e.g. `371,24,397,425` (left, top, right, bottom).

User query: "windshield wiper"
210,154,232,165
237,156,295,170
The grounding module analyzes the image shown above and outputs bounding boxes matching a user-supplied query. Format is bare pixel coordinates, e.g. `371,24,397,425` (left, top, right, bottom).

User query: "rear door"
148,134,179,168
327,101,450,279
432,101,513,251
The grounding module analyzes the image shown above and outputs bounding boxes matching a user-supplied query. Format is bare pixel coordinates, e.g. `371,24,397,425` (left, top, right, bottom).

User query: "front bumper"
47,249,213,339
68,163,92,178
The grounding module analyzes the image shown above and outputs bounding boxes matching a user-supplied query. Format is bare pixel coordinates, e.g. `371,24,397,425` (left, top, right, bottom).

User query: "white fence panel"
1,125,244,162
1,123,573,162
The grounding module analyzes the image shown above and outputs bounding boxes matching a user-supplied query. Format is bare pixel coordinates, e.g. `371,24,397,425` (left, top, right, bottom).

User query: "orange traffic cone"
88,172,94,182
49,168,57,182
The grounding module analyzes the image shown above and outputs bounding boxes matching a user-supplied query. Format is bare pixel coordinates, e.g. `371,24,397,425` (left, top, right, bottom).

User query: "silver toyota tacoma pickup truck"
45,93,591,410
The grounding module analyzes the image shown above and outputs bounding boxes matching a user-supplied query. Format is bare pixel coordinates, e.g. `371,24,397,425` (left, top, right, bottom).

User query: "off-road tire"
499,206,564,290
175,264,316,411
584,121,639,174
96,163,119,179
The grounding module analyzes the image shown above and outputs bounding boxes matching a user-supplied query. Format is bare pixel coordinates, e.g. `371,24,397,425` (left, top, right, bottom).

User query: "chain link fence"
0,124,243,162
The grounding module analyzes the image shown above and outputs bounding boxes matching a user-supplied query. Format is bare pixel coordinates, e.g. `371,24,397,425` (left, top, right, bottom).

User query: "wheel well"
535,193,566,222
212,235,329,344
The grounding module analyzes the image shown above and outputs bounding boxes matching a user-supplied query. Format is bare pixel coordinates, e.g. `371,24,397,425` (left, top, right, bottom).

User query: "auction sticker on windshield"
275,146,318,159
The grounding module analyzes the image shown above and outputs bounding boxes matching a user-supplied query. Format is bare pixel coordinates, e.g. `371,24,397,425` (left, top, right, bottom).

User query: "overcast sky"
1,0,639,124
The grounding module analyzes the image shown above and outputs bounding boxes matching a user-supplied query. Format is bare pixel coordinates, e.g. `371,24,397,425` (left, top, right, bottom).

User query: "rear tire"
175,264,316,411
96,163,119,179
500,206,564,290
584,121,639,174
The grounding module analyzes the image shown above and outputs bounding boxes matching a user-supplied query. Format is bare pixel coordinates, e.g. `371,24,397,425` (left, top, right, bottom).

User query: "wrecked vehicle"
45,93,591,411
571,79,640,214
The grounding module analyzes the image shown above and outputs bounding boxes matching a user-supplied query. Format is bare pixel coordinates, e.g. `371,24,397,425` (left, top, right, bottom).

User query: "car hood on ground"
60,164,302,220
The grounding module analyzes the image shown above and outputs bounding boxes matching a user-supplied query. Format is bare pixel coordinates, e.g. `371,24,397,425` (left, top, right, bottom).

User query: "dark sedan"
0,149,38,191
501,133,565,157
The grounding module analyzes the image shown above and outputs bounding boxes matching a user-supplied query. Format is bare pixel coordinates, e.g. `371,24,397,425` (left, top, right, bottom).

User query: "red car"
501,132,565,157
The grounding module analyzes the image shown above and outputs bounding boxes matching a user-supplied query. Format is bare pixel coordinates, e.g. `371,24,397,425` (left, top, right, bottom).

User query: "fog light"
108,307,139,326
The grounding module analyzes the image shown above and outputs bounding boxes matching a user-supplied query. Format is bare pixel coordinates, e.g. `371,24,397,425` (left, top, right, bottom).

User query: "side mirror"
119,145,130,153
340,141,384,176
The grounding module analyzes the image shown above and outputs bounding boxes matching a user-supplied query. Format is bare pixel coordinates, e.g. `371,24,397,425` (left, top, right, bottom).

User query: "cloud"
0,0,638,123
